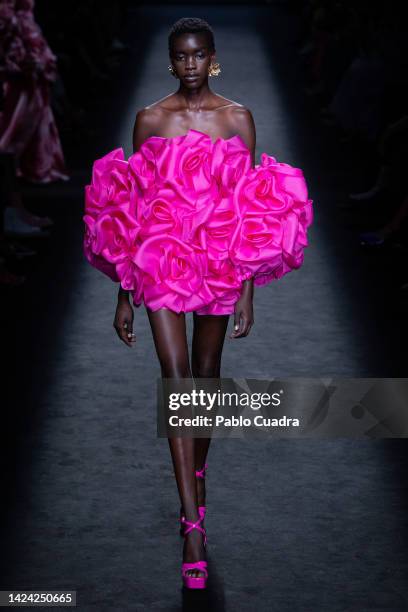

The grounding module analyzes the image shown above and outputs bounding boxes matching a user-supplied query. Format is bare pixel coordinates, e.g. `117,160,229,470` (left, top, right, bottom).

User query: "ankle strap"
183,514,207,546
195,463,208,479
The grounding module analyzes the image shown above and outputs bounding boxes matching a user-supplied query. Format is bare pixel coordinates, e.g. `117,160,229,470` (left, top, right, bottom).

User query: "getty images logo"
167,388,284,411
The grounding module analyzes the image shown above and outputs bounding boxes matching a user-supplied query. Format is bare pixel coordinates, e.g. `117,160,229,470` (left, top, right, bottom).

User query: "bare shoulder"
225,104,256,159
212,96,255,140
226,104,255,137
133,95,176,151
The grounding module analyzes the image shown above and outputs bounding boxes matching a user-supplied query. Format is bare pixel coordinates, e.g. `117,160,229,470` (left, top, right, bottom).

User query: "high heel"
181,514,208,589
179,463,208,536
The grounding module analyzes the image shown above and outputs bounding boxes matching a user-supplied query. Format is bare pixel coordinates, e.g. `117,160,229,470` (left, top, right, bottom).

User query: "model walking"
83,17,313,590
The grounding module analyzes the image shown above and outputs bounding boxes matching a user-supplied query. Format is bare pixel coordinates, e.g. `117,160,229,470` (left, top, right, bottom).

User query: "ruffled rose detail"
211,136,252,192
133,235,215,312
91,207,140,263
83,220,120,283
230,154,313,285
83,132,314,314
153,131,212,188
128,148,157,201
83,148,144,293
195,207,238,262
85,148,131,215
137,191,181,240
176,131,213,194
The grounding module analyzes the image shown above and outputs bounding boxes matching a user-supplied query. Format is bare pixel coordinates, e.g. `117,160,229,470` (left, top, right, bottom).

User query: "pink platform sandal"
179,463,208,537
181,514,208,589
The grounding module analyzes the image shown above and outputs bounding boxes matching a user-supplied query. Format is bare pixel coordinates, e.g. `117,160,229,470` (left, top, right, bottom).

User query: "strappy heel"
179,463,208,536
181,514,208,589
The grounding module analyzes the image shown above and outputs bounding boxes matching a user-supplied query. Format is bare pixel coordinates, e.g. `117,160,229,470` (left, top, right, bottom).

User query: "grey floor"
1,5,407,611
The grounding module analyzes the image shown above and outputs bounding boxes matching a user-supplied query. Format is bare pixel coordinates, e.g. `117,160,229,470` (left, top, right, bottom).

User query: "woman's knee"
160,356,192,378
192,355,221,378
146,308,191,378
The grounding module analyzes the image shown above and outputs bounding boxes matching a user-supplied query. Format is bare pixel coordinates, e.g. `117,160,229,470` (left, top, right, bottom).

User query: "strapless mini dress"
83,129,313,315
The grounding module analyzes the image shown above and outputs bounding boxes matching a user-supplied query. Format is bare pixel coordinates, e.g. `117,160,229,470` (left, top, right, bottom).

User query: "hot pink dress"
83,129,313,315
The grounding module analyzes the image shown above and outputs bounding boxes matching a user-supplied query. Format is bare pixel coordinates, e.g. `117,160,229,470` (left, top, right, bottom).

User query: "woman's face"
169,32,215,87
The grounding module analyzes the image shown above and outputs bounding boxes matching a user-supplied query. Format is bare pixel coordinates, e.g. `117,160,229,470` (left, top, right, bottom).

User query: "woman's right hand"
113,297,136,347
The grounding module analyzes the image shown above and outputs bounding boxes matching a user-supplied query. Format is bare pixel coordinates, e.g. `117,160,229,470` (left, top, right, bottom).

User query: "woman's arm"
113,285,135,347
235,106,256,169
118,285,130,301
113,108,156,346
116,108,156,306
229,107,256,339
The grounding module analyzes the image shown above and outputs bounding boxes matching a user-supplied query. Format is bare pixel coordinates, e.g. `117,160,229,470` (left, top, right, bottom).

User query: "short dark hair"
168,17,215,54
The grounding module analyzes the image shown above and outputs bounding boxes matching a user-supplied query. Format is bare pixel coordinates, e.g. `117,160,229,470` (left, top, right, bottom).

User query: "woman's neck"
174,82,214,111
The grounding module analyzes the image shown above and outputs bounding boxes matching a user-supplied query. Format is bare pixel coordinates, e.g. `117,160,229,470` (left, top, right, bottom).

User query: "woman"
0,0,69,183
83,17,313,589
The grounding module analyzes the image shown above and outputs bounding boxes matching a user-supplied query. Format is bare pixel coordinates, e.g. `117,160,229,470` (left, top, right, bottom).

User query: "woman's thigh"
191,313,230,377
146,307,191,378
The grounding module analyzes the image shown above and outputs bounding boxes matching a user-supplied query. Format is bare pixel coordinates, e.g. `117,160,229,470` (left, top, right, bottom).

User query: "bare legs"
146,307,230,578
191,312,230,508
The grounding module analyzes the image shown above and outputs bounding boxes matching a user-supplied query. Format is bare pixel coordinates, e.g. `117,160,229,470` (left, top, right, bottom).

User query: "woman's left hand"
230,291,254,339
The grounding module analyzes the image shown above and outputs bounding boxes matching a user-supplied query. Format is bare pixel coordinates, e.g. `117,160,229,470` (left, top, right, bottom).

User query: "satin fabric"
83,129,313,315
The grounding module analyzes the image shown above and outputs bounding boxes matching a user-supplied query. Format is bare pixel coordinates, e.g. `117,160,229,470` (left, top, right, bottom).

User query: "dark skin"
113,32,256,578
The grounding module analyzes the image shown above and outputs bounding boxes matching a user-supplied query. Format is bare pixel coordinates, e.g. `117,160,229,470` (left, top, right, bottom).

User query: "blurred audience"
0,0,128,285
0,0,68,183
296,0,408,296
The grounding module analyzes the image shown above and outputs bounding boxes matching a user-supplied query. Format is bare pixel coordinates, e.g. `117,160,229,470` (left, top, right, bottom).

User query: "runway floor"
1,4,407,611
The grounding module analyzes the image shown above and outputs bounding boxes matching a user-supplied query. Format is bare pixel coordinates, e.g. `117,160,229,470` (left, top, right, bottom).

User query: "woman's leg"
145,307,204,578
191,312,230,506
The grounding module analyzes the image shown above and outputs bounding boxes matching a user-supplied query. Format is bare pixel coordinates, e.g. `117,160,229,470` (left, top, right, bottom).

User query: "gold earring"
208,61,221,77
168,64,178,78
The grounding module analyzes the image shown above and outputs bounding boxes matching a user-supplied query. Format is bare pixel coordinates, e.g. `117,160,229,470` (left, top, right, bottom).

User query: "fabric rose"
128,148,157,201
137,189,182,241
85,148,132,216
89,206,140,264
116,257,144,293
211,136,252,192
259,153,310,207
193,206,238,262
83,206,142,290
83,222,120,283
177,131,213,193
133,234,216,312
233,169,291,218
83,149,143,292
257,154,314,229
229,157,313,285
229,215,284,282
144,131,217,203
195,257,242,315
195,287,241,315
